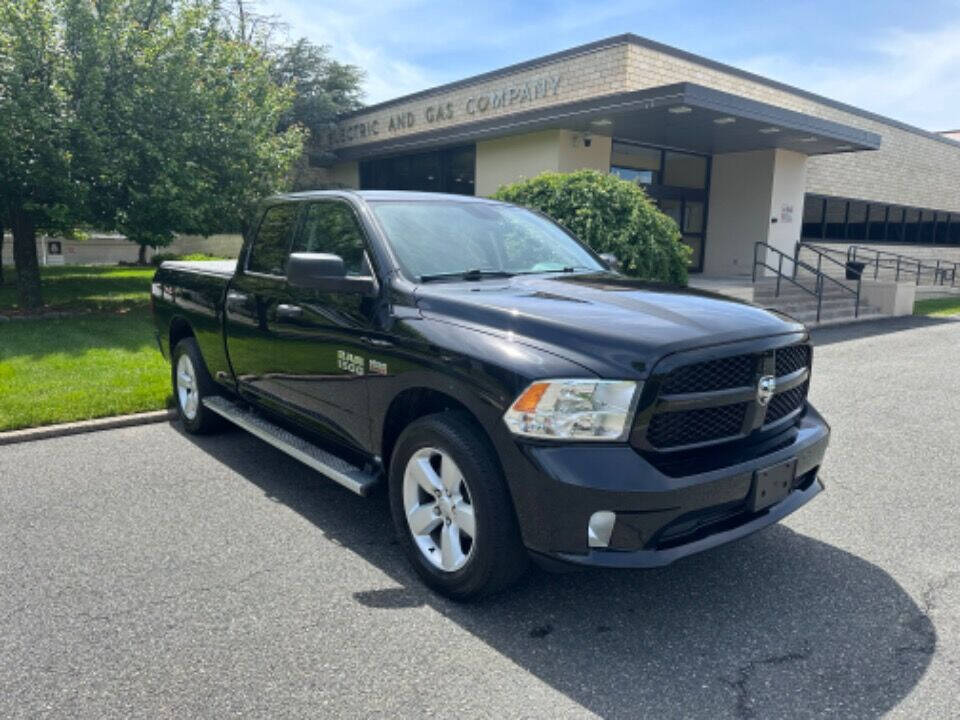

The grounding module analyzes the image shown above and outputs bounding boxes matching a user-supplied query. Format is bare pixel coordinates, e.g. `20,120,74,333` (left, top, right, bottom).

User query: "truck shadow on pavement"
179,425,934,720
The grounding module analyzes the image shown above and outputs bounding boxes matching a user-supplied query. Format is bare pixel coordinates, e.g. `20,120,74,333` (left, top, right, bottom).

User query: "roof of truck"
267,190,500,204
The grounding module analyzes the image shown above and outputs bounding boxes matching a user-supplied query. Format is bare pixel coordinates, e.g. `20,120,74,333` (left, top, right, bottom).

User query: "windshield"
368,200,604,281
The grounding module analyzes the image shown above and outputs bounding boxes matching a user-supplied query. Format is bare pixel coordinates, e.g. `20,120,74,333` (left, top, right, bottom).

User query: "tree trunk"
11,210,43,310
0,219,5,286
138,243,147,265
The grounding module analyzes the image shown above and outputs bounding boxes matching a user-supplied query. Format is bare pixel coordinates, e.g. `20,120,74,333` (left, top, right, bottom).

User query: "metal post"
816,275,823,323
855,278,860,318
887,255,891,281
752,243,758,283
936,260,942,285
776,253,783,297
917,260,921,286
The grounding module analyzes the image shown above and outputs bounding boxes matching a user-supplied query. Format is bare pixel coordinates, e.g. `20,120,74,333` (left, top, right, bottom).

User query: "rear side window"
247,204,298,275
292,202,367,275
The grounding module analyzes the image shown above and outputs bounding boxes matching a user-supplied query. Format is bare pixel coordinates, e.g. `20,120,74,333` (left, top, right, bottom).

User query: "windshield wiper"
516,266,596,275
419,269,516,282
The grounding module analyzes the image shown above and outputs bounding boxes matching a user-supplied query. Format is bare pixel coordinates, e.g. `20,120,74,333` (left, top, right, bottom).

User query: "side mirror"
286,252,377,296
599,253,621,272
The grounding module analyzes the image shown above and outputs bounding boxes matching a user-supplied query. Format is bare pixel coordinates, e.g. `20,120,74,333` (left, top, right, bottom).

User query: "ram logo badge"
757,375,777,406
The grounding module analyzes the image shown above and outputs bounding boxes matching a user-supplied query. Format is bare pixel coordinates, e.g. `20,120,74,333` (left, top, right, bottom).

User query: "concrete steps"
752,278,881,326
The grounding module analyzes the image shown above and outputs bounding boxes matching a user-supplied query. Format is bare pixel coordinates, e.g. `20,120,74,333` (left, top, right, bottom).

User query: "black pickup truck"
152,190,829,599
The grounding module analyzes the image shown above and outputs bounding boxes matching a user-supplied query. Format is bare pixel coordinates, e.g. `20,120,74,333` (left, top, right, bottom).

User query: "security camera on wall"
574,131,593,148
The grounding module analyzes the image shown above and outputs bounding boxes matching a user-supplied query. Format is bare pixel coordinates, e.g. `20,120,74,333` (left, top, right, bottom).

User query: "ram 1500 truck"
152,190,829,599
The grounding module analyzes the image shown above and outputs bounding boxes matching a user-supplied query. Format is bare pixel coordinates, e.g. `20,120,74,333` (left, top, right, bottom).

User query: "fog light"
588,511,616,548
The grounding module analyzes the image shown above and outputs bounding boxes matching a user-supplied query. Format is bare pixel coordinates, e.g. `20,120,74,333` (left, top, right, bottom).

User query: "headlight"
503,379,641,441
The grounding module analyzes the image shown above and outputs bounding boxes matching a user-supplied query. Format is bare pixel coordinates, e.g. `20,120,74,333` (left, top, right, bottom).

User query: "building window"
801,193,960,246
662,152,707,189
802,196,825,239
847,201,867,240
360,145,475,195
824,198,847,239
867,204,887,240
886,206,904,242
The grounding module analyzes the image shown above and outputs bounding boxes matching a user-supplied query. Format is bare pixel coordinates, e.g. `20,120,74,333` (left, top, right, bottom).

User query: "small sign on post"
45,240,65,266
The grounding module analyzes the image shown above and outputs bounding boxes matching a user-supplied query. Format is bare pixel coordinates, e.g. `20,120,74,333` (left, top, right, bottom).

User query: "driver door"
264,199,380,451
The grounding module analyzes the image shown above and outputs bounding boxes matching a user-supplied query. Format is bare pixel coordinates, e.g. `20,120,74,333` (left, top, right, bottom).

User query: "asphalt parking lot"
2,316,959,719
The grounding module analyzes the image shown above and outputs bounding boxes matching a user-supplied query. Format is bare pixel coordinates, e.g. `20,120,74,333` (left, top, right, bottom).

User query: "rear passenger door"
224,201,299,405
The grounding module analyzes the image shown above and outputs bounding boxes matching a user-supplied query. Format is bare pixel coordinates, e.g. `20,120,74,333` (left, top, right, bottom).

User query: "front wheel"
171,337,224,435
389,412,528,600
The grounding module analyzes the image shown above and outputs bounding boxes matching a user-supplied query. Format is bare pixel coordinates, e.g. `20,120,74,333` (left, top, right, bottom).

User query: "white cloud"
261,0,442,103
738,24,960,131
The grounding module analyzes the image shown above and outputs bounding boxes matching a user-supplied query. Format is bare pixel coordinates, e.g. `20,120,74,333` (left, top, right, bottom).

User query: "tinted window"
293,202,367,275
248,204,297,275
360,145,476,195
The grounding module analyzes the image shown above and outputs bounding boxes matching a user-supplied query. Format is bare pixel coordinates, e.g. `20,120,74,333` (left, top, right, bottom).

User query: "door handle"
361,336,393,348
226,291,249,308
276,304,303,320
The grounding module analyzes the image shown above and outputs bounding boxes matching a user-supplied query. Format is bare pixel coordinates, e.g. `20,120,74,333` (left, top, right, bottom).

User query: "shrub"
493,170,691,285
149,252,229,267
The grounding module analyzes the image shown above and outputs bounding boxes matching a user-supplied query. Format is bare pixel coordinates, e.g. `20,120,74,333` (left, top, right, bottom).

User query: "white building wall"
767,150,807,263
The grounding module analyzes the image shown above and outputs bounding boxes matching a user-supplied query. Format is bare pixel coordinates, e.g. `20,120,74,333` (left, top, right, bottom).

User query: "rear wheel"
172,337,224,434
389,412,528,600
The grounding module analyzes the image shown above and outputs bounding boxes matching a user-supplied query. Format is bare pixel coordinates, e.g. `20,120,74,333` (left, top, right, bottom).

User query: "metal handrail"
802,242,958,288
753,242,861,323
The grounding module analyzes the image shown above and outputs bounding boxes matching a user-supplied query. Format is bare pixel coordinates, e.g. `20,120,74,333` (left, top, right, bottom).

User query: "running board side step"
202,396,379,497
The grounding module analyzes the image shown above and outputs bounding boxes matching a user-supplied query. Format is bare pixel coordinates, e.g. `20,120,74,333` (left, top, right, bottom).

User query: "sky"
260,0,960,131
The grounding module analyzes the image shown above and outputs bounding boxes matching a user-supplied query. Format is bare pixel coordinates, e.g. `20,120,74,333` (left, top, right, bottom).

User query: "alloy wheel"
402,447,476,572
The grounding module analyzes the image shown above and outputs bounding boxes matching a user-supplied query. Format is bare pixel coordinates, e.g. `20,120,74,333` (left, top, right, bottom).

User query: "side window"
293,202,367,276
247,204,298,276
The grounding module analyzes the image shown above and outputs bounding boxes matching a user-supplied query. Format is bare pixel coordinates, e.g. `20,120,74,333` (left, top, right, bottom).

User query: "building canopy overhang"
325,83,881,164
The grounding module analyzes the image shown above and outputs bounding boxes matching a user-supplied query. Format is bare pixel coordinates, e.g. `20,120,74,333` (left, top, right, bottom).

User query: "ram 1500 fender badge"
368,359,388,375
337,350,365,376
757,375,777,406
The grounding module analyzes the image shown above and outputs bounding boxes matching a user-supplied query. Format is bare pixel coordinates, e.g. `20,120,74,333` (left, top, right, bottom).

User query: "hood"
413,273,804,378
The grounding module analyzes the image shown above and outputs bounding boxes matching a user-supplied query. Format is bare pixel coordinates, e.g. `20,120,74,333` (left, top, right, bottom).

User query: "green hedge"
494,170,690,285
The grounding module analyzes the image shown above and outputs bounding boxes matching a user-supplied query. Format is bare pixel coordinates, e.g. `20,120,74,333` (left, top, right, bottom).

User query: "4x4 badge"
757,375,777,406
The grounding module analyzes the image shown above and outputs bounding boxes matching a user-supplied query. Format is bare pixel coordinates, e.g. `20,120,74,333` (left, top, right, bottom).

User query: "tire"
389,411,528,600
171,337,224,435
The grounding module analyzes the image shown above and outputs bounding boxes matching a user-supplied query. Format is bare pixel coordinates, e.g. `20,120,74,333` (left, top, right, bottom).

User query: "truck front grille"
764,381,809,424
637,342,812,452
646,403,749,449
659,353,756,394
775,344,811,377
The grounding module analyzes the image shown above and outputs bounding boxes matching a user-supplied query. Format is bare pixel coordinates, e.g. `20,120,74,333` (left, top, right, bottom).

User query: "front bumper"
501,406,830,568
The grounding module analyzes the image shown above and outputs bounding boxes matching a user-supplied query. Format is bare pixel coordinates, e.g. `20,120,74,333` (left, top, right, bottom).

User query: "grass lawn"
0,308,171,431
0,266,173,431
0,265,155,314
914,297,960,317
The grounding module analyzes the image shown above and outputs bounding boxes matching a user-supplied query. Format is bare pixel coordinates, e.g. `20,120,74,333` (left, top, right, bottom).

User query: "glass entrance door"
610,141,710,273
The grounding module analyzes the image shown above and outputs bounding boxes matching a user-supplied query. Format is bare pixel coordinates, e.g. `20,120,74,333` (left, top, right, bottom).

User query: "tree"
63,0,305,262
0,0,78,308
270,38,364,137
494,170,692,285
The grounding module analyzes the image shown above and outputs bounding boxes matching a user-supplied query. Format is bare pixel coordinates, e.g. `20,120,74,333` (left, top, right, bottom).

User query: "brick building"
315,34,960,276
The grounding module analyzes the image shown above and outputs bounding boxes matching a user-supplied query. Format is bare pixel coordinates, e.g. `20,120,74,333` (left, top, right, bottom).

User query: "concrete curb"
0,409,177,446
